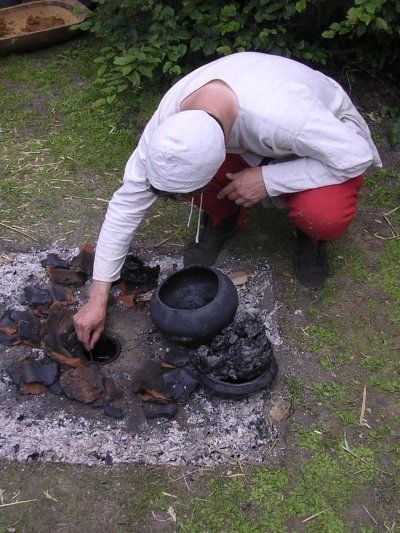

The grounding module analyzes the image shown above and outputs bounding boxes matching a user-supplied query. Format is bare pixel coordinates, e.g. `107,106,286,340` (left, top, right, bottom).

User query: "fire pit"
150,265,238,346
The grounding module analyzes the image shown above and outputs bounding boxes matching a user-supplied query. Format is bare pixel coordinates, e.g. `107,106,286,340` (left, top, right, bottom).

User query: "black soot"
159,268,218,310
191,314,273,382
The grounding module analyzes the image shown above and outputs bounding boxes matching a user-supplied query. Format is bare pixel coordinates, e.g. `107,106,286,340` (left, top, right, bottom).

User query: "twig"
154,228,182,248
342,434,392,476
302,510,326,523
0,499,38,508
263,437,278,460
359,385,367,426
0,222,39,242
43,490,58,502
385,205,400,216
362,505,378,525
383,215,399,238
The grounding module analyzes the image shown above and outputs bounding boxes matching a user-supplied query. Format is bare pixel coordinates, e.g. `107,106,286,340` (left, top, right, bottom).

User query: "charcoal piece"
24,285,53,308
0,313,18,335
142,401,178,419
33,304,51,318
49,381,63,395
92,377,122,407
70,242,95,277
60,366,104,404
0,310,41,346
120,255,160,290
162,347,191,367
51,284,76,305
0,312,18,345
7,359,29,385
104,406,124,419
105,452,113,465
46,265,87,287
41,253,69,269
22,361,59,386
27,452,41,461
131,360,166,394
162,368,199,402
13,310,41,345
191,314,273,382
101,377,122,402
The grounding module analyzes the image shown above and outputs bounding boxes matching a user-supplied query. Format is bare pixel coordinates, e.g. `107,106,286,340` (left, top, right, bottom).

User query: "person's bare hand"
217,167,268,207
73,281,111,350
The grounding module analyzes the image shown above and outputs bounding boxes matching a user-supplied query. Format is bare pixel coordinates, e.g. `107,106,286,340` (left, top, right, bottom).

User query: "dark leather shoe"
295,230,330,289
183,212,238,267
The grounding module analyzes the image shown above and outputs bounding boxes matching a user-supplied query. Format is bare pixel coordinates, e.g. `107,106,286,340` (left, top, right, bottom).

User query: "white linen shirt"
93,52,381,282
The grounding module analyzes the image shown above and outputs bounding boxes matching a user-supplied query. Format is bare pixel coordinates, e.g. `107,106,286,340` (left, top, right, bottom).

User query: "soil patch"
0,5,77,38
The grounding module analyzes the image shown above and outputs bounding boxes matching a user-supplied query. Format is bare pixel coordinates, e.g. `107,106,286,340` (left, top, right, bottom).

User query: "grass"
1,34,400,533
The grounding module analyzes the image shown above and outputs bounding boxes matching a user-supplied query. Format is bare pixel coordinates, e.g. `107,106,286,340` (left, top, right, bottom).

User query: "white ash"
0,247,284,467
0,391,277,466
0,245,77,311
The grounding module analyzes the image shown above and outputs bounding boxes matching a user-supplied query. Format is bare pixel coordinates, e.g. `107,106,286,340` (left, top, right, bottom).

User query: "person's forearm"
88,280,112,307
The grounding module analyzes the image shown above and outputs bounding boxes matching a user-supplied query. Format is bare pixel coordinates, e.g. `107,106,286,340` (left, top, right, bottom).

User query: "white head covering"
145,110,225,193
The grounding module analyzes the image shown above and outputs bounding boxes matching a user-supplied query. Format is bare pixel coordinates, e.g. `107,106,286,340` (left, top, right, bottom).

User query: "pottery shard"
20,383,48,395
269,398,293,422
0,309,41,347
60,366,104,404
24,285,53,308
69,241,95,277
22,361,59,386
142,402,178,420
46,265,87,287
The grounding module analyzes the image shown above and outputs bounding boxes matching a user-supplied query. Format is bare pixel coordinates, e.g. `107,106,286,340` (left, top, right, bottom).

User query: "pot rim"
154,265,226,313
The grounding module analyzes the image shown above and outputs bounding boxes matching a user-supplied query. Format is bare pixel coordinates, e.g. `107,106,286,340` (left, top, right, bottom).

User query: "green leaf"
190,37,204,51
107,94,117,104
113,55,135,66
92,98,107,108
375,16,388,30
202,40,217,55
121,65,132,76
97,65,107,77
139,65,154,78
356,22,367,35
322,30,336,38
93,56,106,64
295,0,307,13
216,45,232,55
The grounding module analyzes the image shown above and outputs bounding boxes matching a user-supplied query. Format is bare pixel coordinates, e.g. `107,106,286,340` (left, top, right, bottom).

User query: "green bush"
78,0,400,106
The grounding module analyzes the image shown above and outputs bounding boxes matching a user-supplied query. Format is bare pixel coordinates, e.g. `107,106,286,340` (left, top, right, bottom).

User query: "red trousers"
193,154,364,241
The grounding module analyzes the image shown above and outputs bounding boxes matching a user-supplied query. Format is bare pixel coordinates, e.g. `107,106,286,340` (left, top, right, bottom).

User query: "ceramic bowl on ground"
198,354,278,399
150,265,238,347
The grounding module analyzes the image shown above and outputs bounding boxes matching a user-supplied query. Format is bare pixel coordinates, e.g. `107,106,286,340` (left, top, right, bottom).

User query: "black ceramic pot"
198,354,278,399
150,265,238,346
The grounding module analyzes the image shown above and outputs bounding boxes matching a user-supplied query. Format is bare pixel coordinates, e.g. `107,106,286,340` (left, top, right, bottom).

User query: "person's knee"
285,176,363,241
288,197,358,241
297,214,352,240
